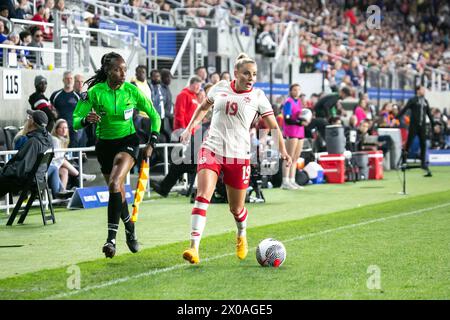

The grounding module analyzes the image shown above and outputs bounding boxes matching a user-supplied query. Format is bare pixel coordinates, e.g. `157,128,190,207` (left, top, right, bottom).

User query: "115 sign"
3,69,21,100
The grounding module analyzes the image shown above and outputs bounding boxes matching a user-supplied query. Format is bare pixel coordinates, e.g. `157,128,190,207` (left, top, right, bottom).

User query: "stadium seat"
0,127,7,167
0,127,7,151
3,126,19,150
6,151,56,226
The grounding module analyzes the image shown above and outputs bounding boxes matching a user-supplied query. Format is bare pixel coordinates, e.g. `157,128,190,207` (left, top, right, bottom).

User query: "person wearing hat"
28,75,57,131
0,110,53,198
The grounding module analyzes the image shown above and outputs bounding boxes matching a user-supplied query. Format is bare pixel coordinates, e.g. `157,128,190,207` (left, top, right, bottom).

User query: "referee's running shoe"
126,231,139,253
102,241,116,258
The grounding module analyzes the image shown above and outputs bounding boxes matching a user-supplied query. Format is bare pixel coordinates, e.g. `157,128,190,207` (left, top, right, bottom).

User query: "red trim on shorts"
230,80,253,94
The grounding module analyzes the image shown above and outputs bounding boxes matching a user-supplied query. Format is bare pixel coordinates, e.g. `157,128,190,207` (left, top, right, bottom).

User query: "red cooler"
318,154,345,184
368,151,383,180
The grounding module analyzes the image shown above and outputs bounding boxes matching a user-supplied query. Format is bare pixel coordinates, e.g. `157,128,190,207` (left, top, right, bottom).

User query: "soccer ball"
256,238,286,267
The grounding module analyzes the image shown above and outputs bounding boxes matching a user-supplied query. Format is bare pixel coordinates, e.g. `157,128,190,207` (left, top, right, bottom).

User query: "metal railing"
157,28,207,79
0,43,67,69
0,142,183,214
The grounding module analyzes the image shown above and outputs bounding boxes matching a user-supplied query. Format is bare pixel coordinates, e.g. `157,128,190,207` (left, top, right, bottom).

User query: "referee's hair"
85,52,124,89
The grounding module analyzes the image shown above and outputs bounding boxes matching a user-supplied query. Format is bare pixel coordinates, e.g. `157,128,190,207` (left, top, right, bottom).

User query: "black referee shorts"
95,133,140,174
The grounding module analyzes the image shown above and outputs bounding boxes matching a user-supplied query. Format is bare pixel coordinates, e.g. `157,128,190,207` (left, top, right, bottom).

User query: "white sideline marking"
44,202,450,300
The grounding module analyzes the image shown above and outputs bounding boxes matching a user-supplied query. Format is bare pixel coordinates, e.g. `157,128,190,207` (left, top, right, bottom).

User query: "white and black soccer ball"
256,238,286,268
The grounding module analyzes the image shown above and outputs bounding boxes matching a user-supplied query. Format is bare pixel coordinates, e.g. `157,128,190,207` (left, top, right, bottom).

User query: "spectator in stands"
13,116,34,150
44,0,54,21
131,65,152,145
220,71,231,81
213,0,231,32
74,73,97,146
300,54,315,73
74,74,85,94
1,0,15,19
256,21,276,57
54,0,68,24
397,85,434,177
160,2,172,24
0,110,53,198
356,119,392,156
0,20,12,64
50,118,96,191
209,72,220,85
150,69,172,143
195,66,208,86
431,122,447,150
346,59,363,87
149,69,168,123
378,102,400,128
353,98,370,126
332,60,345,86
31,4,53,41
160,68,175,135
28,75,57,132
15,0,33,20
28,26,45,67
0,6,10,26
123,0,140,20
50,71,85,147
173,75,202,132
18,30,32,68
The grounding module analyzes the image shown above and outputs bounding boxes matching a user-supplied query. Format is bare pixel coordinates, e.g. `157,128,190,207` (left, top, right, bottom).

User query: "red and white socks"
190,196,209,250
234,207,248,237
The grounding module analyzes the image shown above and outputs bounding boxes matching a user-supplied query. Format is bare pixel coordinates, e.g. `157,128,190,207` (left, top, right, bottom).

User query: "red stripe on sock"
192,208,206,216
234,208,248,222
195,196,210,204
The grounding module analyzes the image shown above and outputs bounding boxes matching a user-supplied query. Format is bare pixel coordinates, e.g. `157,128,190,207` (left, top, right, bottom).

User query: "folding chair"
6,151,56,226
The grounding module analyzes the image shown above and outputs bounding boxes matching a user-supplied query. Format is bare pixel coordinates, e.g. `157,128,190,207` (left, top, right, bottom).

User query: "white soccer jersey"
202,80,274,159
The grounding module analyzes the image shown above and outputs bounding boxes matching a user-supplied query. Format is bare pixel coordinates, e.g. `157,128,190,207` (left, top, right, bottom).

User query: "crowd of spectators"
239,0,449,93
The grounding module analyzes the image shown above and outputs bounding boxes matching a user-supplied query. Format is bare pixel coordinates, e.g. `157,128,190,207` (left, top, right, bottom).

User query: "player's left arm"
135,86,161,158
262,114,292,167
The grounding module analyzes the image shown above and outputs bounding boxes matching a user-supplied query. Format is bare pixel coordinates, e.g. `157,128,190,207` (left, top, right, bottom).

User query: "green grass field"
0,168,449,300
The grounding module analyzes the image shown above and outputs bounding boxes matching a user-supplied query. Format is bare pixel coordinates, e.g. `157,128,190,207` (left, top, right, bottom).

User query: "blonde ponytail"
234,53,256,70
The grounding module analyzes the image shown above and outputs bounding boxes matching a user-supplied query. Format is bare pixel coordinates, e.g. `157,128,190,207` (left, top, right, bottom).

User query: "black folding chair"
6,151,56,226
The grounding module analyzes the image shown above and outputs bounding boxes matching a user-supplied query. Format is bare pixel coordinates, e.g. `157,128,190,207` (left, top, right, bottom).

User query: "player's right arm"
73,91,100,130
180,99,213,144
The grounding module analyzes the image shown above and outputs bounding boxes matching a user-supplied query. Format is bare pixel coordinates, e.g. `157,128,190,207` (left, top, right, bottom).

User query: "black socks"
121,200,136,238
107,192,122,244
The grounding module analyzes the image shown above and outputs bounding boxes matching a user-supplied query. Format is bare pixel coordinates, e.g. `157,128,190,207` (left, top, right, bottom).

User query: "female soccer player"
73,52,161,258
281,83,305,190
180,53,292,264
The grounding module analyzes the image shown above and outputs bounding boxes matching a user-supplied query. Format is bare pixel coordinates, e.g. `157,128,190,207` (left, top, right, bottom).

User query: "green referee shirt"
73,81,161,140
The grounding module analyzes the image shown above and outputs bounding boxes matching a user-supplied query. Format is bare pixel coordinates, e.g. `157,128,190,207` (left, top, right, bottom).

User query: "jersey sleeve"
135,85,161,134
73,90,94,130
283,101,292,117
206,80,226,104
257,90,274,118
